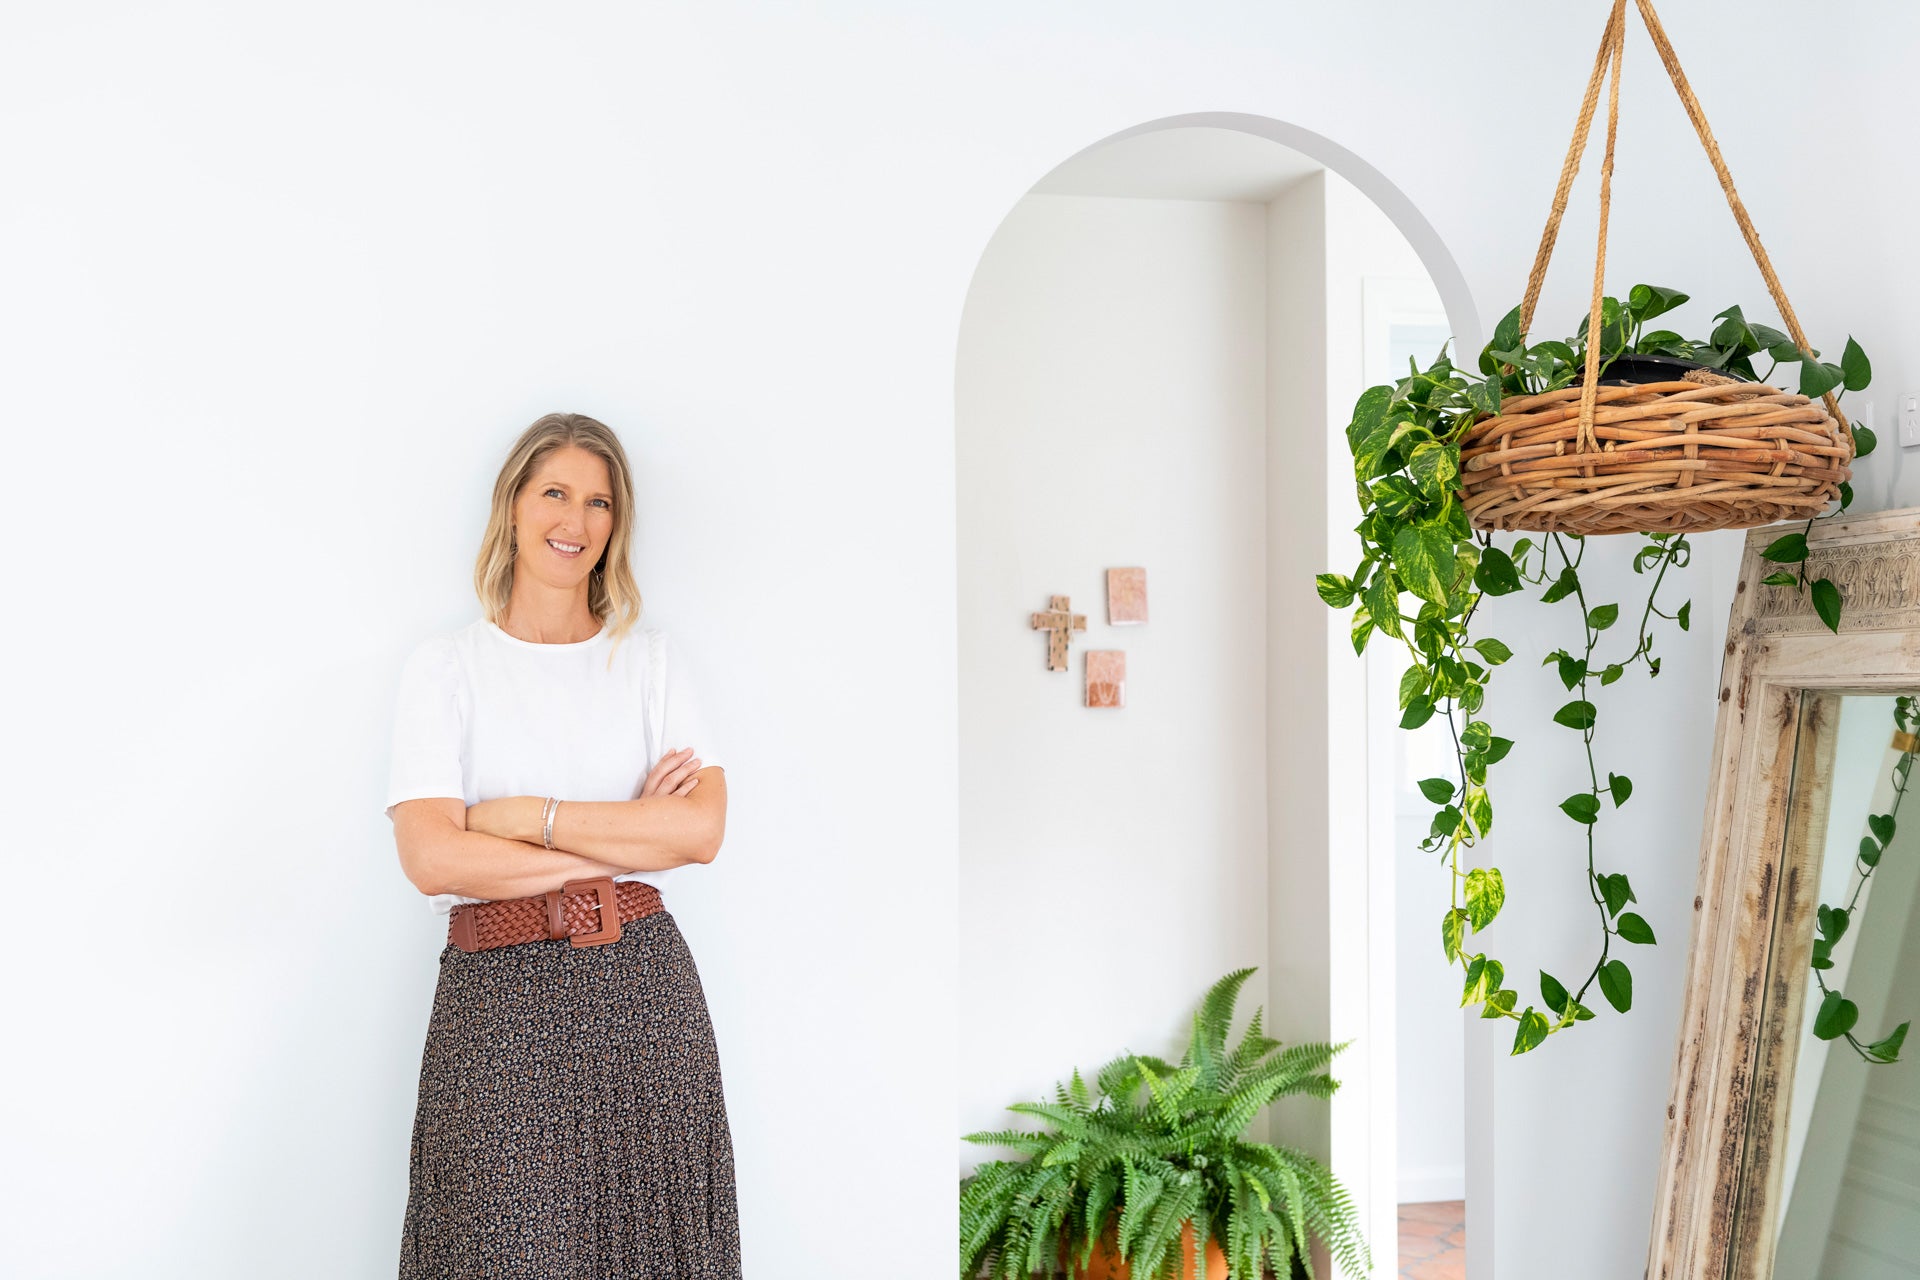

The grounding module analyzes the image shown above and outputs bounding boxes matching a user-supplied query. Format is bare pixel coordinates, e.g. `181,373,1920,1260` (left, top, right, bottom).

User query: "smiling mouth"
547,538,585,558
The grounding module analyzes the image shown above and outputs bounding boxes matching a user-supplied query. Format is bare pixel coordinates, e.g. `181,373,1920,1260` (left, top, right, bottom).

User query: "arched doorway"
954,114,1482,1277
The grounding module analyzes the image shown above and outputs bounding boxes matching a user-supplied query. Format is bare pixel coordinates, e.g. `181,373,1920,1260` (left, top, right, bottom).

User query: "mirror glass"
1733,692,1919,1276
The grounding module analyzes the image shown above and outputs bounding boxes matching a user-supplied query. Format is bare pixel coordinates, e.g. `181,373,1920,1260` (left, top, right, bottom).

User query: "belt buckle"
555,876,621,948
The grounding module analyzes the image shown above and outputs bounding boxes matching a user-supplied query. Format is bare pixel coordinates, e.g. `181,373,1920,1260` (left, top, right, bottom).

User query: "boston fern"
959,969,1368,1280
1316,285,1874,1055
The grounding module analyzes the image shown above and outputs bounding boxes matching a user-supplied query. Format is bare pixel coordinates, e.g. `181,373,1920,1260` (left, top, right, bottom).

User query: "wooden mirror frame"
1646,506,1920,1279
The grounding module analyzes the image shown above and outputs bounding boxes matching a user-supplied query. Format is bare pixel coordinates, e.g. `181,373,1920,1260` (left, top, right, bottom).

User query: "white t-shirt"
384,617,723,916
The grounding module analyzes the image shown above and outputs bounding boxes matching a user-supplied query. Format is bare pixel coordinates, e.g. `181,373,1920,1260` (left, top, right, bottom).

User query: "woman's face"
512,445,617,586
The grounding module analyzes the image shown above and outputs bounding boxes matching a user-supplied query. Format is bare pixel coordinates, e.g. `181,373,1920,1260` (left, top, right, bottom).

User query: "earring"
509,531,518,559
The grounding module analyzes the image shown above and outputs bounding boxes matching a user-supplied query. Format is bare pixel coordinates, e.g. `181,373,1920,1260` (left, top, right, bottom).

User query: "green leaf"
1627,284,1687,323
1554,700,1597,730
1418,777,1456,804
1365,573,1403,640
1492,306,1523,353
1474,546,1522,596
1441,908,1468,963
1677,601,1691,631
1561,793,1601,824
1398,663,1429,710
1540,971,1571,1017
1812,990,1859,1041
1800,359,1844,399
1465,788,1494,839
1315,573,1357,608
1511,1008,1550,1055
1587,603,1619,631
1811,577,1842,634
1863,1021,1909,1064
1609,773,1633,807
1710,304,1751,351
1465,866,1505,930
1393,523,1459,605
1409,440,1460,498
1761,533,1809,563
1484,736,1514,765
1541,568,1580,604
1842,337,1871,392
1854,424,1877,459
1401,696,1436,730
1345,384,1392,451
1351,606,1374,656
1556,653,1588,690
1760,571,1798,586
1471,638,1513,665
1598,872,1636,918
1616,912,1657,945
1860,837,1883,868
1599,663,1624,686
1818,904,1849,943
1465,378,1503,419
1460,955,1487,1006
1598,960,1633,1013
1869,813,1895,845
1481,988,1518,1019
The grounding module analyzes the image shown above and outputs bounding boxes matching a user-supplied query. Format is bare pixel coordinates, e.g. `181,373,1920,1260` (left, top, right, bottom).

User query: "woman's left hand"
640,746,703,798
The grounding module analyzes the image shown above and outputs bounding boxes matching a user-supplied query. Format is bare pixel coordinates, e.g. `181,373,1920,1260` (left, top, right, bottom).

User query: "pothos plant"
1809,694,1914,1065
1315,284,1877,1055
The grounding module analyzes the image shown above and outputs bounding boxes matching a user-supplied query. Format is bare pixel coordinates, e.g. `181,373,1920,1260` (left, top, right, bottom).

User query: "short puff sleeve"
384,636,467,817
651,630,724,777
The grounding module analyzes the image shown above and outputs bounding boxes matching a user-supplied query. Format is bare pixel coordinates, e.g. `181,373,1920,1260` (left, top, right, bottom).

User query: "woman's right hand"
641,746,703,798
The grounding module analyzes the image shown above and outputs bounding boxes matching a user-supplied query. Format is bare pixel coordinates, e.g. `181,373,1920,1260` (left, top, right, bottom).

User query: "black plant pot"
1573,352,1747,388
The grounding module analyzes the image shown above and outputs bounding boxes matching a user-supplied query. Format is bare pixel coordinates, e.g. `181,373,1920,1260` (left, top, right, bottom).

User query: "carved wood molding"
1750,537,1920,632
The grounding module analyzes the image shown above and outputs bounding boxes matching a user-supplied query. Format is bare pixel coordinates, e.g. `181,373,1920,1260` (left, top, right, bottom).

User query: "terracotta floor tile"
1399,1201,1466,1278
1398,1229,1443,1260
1399,1199,1466,1225
1398,1215,1452,1239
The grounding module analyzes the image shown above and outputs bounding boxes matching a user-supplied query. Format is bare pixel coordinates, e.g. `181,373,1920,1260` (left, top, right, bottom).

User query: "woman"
384,411,741,1278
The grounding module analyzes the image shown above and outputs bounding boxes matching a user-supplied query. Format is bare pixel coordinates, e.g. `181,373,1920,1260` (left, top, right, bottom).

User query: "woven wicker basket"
1470,0,1857,536
1459,371,1851,534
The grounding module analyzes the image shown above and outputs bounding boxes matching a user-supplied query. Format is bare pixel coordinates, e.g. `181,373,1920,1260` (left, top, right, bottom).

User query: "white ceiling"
1029,126,1325,203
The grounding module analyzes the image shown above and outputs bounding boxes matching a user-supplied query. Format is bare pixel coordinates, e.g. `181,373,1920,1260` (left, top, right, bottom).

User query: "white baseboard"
1398,1165,1466,1204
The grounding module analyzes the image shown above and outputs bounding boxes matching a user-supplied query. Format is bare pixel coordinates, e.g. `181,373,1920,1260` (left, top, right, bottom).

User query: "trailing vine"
1317,284,1873,1055
1809,694,1914,1065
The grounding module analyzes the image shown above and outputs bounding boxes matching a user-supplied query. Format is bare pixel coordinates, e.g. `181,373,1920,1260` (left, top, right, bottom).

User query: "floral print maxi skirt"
397,909,742,1279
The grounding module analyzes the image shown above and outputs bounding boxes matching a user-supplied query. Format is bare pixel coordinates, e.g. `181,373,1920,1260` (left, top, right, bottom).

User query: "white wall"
956,192,1272,1134
8,4,1920,1278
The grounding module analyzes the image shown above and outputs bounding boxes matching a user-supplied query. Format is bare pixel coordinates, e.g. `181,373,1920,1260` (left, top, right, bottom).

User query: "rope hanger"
1516,0,1848,454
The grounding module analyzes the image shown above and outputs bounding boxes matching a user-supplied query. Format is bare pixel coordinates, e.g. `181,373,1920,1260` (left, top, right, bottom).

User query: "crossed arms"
390,750,726,901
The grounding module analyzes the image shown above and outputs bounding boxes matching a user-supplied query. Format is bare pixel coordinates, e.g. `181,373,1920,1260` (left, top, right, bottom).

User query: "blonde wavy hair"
475,412,644,667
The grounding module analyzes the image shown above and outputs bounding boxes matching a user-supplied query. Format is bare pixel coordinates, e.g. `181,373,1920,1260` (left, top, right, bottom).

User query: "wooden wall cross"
1029,594,1086,671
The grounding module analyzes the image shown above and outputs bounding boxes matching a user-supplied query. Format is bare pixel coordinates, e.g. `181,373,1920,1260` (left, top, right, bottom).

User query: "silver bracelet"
541,796,559,849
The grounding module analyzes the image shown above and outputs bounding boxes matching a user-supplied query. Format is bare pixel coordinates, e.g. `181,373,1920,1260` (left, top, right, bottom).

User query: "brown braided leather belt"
447,876,663,954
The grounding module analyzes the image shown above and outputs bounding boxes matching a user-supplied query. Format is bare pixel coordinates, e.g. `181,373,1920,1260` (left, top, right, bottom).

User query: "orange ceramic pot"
1072,1224,1230,1279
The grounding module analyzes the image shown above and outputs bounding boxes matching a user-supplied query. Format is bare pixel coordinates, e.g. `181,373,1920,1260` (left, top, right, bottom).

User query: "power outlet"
1903,393,1920,449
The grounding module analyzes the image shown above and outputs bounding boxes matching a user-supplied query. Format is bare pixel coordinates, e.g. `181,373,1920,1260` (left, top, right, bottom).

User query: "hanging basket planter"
1461,0,1855,536
1458,376,1850,534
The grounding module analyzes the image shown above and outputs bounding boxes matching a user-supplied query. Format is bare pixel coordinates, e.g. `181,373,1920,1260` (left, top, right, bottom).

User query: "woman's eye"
591,498,610,509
